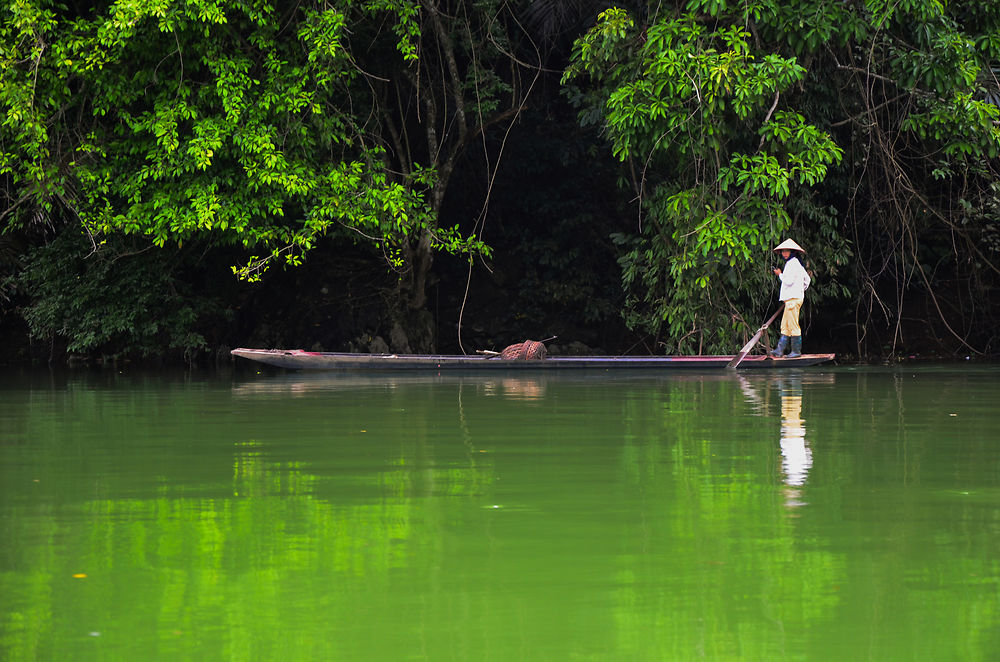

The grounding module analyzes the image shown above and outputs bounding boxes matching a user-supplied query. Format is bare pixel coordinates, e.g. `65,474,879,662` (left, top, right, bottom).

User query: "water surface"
2,365,999,660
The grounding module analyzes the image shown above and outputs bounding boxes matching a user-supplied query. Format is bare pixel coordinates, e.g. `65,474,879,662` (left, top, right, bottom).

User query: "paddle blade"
727,306,784,369
727,330,763,368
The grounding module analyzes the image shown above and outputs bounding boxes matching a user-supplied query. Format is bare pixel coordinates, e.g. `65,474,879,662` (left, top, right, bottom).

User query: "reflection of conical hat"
773,238,805,252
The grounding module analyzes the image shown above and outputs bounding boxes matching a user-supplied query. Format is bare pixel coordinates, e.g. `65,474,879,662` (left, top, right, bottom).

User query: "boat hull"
231,348,835,371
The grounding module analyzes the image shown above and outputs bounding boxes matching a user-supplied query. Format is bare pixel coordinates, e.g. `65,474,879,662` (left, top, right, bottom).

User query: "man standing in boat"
770,239,811,358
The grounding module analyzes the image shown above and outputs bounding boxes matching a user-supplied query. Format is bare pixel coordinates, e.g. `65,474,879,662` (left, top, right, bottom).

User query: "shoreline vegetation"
2,2,998,366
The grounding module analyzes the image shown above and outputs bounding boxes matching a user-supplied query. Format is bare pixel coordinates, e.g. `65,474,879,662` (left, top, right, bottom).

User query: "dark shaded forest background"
2,0,999,366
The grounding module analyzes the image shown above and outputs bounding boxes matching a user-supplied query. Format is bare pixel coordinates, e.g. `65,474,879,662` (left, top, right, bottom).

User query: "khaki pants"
780,298,803,337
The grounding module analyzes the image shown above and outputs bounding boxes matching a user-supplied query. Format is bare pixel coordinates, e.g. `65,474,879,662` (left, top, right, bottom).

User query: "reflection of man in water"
779,375,812,506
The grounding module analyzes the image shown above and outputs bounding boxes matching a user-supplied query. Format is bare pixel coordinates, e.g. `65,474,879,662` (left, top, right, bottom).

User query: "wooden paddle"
727,306,784,369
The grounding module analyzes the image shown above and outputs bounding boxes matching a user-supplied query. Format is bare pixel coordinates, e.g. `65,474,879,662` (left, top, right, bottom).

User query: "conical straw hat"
773,238,805,252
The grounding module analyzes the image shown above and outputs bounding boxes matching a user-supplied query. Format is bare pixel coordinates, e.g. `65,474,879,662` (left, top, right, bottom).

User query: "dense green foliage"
1,0,484,280
2,0,1000,361
15,229,224,359
564,6,845,352
563,0,1000,354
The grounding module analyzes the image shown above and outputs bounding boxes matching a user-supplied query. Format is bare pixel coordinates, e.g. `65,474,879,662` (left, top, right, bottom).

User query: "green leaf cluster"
0,0,487,286
565,5,843,351
565,0,1000,354
14,228,221,359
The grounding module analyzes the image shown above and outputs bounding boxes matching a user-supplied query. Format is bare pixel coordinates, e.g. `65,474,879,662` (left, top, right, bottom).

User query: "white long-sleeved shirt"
778,257,810,301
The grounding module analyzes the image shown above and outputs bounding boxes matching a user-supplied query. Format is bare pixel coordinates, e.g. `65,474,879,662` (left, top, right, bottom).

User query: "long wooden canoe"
231,348,835,371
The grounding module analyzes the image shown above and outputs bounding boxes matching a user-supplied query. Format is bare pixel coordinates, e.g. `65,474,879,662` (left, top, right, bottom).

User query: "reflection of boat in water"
230,371,549,400
481,378,547,401
233,367,840,399
231,347,835,371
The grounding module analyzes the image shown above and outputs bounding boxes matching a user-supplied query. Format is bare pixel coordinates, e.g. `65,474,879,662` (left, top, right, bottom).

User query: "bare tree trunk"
369,0,539,352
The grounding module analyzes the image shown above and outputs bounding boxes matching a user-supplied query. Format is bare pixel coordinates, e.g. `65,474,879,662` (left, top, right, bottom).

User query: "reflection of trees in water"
1,380,506,659
611,372,843,656
11,369,1000,659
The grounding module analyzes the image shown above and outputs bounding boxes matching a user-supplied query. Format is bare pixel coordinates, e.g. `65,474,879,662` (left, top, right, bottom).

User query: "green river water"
1,365,999,661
